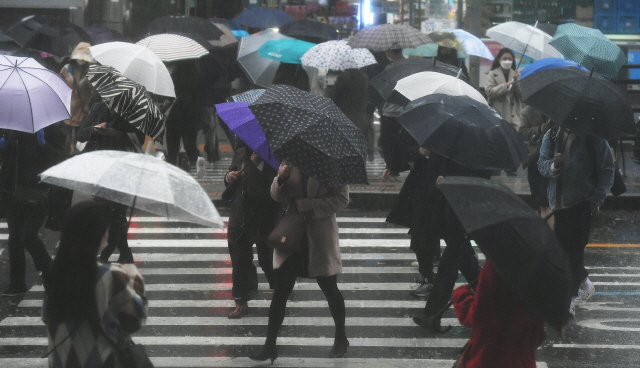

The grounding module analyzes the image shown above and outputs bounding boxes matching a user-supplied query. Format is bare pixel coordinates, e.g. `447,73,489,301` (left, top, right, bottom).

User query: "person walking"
42,200,148,368
225,141,279,318
538,126,614,315
452,261,545,368
250,163,350,362
380,49,409,178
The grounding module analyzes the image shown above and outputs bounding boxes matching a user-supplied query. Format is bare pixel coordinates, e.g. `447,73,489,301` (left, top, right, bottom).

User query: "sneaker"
2,284,28,297
196,156,206,179
411,281,433,298
575,278,595,304
411,261,419,267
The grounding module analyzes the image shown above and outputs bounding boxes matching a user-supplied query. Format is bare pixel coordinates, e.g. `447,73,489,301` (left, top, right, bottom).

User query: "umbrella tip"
589,67,594,77
456,69,462,79
534,20,539,28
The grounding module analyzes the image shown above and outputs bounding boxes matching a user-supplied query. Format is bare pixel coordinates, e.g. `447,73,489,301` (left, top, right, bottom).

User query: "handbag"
101,329,154,368
267,200,309,253
610,166,626,196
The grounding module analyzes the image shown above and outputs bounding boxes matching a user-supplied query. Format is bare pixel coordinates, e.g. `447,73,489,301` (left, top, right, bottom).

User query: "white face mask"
500,60,513,70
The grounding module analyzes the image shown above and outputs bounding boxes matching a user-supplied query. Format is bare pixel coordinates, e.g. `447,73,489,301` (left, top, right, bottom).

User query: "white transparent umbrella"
486,21,563,63
391,71,487,106
40,150,224,228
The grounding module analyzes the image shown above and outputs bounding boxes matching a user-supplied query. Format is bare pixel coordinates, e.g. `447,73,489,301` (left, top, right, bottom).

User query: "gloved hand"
36,129,45,146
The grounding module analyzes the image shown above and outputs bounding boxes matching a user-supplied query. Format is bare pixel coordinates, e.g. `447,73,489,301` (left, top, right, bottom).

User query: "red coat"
452,262,545,368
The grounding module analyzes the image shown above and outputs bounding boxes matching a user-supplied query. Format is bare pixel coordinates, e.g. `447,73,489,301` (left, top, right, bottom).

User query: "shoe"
328,336,349,358
196,157,206,179
575,278,595,304
411,281,433,298
2,284,28,297
249,344,278,364
413,314,451,333
228,302,248,319
411,261,419,267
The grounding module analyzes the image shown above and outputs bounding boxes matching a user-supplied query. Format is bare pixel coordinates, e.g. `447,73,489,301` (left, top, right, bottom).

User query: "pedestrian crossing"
1,215,639,367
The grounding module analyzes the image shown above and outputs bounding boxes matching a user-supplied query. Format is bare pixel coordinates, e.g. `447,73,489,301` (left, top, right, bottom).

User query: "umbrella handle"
128,195,137,226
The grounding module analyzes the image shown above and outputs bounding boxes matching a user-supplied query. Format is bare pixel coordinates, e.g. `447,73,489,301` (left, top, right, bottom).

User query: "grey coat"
485,68,522,130
270,167,349,277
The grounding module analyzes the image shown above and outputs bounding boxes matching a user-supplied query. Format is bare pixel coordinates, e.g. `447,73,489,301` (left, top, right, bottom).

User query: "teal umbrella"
403,43,466,59
257,38,315,64
549,23,626,80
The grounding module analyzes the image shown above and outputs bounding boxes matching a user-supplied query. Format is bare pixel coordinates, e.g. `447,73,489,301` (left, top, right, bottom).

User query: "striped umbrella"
137,34,210,62
86,65,165,143
347,24,433,52
549,23,626,80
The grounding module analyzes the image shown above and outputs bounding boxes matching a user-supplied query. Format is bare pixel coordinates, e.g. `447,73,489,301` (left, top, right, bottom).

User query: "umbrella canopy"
347,24,432,52
390,71,487,106
549,23,627,80
301,40,377,71
279,20,339,44
403,43,466,59
136,34,210,62
232,30,250,38
520,67,636,140
215,101,280,170
140,16,225,44
233,7,294,29
227,88,266,103
438,176,572,331
0,55,71,133
520,57,588,80
249,84,368,187
257,38,315,64
86,65,165,143
84,27,127,45
445,29,494,60
0,30,23,56
89,42,175,97
370,58,470,101
210,22,239,48
486,21,563,61
397,94,529,171
40,150,224,228
4,15,93,58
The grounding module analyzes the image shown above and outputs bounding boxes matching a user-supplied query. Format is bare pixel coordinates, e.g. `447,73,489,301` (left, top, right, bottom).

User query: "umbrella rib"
19,68,71,114
14,66,36,132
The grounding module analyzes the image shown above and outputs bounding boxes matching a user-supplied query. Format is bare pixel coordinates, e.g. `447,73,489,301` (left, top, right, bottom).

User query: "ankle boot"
249,343,278,364
328,336,349,358
228,301,248,319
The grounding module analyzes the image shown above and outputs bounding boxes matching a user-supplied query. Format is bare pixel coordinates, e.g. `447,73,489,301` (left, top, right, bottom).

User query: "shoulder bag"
267,199,309,253
100,329,154,368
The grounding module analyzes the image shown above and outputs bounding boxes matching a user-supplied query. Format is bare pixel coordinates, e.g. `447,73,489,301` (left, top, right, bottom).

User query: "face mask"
500,60,513,70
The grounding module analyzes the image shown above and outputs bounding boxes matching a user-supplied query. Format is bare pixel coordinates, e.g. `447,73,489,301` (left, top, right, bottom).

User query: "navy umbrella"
233,7,294,29
279,20,338,44
4,15,92,57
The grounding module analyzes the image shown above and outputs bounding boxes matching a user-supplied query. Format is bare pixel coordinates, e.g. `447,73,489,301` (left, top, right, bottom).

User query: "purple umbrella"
0,55,71,133
215,101,280,170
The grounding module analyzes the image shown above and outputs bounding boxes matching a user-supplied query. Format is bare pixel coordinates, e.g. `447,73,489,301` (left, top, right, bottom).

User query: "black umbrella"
139,16,224,44
4,15,92,58
249,84,368,187
279,20,339,44
521,67,635,140
438,176,572,332
396,94,529,171
370,58,470,101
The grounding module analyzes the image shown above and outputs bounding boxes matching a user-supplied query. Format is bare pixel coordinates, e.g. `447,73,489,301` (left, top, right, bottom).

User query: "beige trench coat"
485,68,522,130
270,167,349,277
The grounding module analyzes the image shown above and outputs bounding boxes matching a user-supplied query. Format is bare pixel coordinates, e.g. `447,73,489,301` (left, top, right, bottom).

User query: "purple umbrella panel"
215,101,280,170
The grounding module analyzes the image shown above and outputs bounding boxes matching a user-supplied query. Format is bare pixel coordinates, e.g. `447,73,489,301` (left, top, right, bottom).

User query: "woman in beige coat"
250,163,350,363
485,48,522,131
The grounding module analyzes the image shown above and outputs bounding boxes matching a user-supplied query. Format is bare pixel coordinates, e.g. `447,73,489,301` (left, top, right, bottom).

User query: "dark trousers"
424,231,481,315
7,201,50,287
554,201,592,296
227,229,274,301
378,116,403,172
166,119,199,166
265,253,346,347
99,202,133,263
410,232,440,284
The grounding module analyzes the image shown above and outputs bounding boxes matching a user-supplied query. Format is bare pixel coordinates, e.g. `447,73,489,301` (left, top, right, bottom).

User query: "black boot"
328,335,349,358
413,314,452,333
249,343,278,364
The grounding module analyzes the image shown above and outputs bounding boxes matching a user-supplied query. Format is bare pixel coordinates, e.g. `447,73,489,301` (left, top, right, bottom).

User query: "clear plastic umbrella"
40,150,224,228
486,21,563,63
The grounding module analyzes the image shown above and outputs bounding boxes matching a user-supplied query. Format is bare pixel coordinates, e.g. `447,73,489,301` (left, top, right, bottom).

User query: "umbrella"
232,7,294,29
136,34,210,62
215,101,280,170
227,88,266,103
520,57,588,80
0,30,24,56
84,27,128,45
89,42,175,98
549,23,627,80
40,150,224,228
370,58,470,101
396,94,529,171
438,176,572,331
347,24,432,52
86,65,165,143
0,55,71,133
403,43,466,59
210,18,244,31
279,20,339,44
257,38,315,64
445,29,494,60
140,16,225,45
389,71,487,106
4,15,93,58
232,30,250,38
536,22,558,37
249,84,368,187
210,22,239,48
520,67,636,140
486,21,563,63
301,40,377,71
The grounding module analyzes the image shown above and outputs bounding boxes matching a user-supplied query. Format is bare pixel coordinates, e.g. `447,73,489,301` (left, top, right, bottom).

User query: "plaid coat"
42,263,148,368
